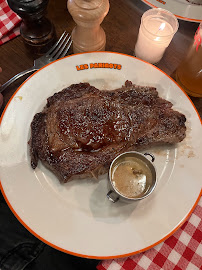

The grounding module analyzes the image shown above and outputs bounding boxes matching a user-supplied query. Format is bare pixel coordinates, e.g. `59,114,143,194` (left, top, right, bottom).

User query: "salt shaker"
7,0,56,57
67,0,109,53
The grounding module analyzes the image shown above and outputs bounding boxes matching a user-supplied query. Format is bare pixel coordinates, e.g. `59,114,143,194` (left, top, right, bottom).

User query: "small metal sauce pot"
107,151,157,203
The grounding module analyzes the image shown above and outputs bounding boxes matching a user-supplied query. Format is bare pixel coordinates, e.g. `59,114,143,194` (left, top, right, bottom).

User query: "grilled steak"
29,81,186,183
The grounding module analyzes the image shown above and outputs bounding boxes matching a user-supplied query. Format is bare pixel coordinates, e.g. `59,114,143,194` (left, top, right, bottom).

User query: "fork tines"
47,32,72,60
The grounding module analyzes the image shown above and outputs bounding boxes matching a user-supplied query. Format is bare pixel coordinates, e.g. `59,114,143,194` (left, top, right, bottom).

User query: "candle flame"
159,22,166,31
154,22,166,40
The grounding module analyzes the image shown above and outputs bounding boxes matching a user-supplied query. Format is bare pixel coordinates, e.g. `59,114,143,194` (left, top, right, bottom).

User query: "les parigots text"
76,63,122,71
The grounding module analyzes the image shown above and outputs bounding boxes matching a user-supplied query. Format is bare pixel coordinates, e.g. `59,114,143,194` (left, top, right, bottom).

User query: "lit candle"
134,8,179,64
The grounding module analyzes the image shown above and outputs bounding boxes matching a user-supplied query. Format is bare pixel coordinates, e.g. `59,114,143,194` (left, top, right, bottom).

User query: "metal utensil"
107,151,157,203
0,32,72,93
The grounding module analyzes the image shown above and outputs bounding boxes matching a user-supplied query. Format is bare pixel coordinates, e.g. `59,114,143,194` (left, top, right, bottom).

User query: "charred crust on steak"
29,81,186,183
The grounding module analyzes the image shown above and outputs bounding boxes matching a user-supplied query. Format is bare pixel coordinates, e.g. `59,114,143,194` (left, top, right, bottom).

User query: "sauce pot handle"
107,190,120,203
144,152,155,162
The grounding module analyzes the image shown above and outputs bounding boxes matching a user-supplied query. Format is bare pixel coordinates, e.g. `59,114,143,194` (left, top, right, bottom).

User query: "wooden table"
0,0,201,118
0,1,201,268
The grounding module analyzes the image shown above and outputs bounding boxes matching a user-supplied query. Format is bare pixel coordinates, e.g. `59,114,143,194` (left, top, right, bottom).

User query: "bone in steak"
29,81,186,183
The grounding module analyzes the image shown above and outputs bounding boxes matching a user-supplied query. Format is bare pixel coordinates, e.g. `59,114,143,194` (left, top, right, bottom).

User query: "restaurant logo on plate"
76,63,122,71
156,0,166,5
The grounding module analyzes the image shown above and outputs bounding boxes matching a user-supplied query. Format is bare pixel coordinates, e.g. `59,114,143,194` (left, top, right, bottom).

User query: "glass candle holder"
134,8,179,64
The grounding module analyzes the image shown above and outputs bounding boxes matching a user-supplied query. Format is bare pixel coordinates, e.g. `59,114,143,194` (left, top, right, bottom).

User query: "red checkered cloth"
97,196,202,270
0,0,21,45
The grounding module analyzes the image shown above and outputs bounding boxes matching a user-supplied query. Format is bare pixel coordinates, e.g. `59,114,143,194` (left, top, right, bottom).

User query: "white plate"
142,0,202,22
0,52,201,259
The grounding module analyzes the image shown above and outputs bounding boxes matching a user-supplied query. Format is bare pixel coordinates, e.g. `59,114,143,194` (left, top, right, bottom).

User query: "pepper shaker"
67,0,109,53
7,0,56,57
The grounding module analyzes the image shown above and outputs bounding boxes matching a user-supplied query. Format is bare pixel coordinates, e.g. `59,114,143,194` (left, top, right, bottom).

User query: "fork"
0,32,72,93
